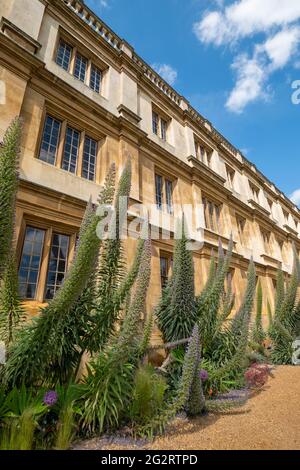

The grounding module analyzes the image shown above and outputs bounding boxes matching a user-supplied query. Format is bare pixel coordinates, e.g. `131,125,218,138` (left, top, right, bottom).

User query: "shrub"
156,218,196,342
129,365,167,425
244,364,271,389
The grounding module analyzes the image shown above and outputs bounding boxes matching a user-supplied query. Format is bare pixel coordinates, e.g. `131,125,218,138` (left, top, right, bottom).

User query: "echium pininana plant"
139,325,204,438
0,118,22,280
251,280,265,346
0,253,26,347
270,249,300,364
156,217,197,342
2,165,117,388
210,259,256,378
196,237,233,355
86,160,133,353
80,238,152,433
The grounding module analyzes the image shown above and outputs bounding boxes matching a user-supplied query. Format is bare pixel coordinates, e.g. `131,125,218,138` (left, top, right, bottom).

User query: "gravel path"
75,366,300,451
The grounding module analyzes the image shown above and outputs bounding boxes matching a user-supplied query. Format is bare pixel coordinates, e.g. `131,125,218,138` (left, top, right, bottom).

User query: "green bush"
129,365,167,425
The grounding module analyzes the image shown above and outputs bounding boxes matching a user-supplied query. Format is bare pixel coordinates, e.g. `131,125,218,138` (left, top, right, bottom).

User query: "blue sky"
85,0,300,205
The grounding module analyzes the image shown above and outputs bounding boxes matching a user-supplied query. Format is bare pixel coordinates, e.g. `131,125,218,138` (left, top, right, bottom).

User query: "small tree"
156,218,197,342
251,280,265,346
270,251,300,364
0,254,25,347
0,118,22,280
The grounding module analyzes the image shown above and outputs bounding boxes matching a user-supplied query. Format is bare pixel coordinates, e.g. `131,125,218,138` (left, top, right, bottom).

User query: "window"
18,227,45,299
90,64,102,93
82,136,97,181
56,39,73,71
160,254,173,288
250,182,259,203
18,225,73,301
152,110,168,141
152,111,159,135
39,115,61,165
195,142,205,162
38,115,100,180
74,52,88,82
236,216,246,243
202,197,221,233
160,118,167,142
155,174,173,214
61,126,80,174
226,166,235,190
45,233,70,300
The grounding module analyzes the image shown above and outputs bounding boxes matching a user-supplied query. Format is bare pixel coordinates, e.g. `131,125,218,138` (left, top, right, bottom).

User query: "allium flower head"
200,369,209,381
43,390,58,407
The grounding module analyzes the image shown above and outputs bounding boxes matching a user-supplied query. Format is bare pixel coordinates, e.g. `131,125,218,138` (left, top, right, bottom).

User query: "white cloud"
193,0,300,113
226,53,267,113
263,27,300,69
152,64,178,85
194,0,300,45
290,189,300,207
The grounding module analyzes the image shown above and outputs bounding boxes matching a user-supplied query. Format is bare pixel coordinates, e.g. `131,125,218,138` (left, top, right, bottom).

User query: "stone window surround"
152,104,171,143
202,195,222,235
194,135,213,168
159,250,173,289
53,29,106,95
36,109,102,183
16,215,77,303
155,171,174,215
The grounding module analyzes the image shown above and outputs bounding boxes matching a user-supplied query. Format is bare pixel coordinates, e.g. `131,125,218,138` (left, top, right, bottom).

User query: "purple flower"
200,369,209,381
43,390,58,407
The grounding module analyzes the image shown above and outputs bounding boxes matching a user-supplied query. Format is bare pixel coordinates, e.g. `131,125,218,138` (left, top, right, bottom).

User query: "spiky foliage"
80,239,151,433
2,165,116,387
197,238,233,355
139,325,205,438
129,365,167,426
205,260,256,392
0,254,26,347
156,218,196,342
270,252,300,364
85,160,133,354
251,280,265,345
0,118,21,280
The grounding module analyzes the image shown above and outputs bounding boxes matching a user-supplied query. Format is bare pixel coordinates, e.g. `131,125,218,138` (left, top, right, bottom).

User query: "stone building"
0,0,299,332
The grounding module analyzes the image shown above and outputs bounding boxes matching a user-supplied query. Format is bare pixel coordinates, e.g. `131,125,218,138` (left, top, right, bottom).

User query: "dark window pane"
45,233,70,300
155,174,163,210
90,64,102,93
74,53,87,82
82,136,97,181
39,115,61,165
165,179,173,214
56,40,73,71
18,227,45,299
61,127,80,174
